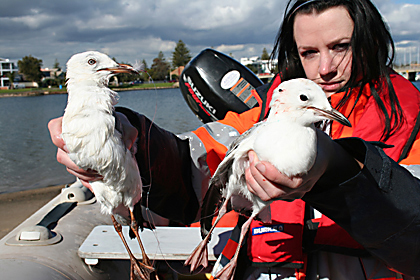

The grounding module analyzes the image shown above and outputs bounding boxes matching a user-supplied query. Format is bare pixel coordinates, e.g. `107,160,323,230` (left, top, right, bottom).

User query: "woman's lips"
320,81,342,92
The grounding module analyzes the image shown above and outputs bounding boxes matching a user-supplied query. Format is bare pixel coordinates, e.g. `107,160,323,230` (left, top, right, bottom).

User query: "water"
0,88,203,194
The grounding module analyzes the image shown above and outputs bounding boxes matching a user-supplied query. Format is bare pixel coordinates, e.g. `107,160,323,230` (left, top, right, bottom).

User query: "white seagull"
184,78,351,280
62,51,154,280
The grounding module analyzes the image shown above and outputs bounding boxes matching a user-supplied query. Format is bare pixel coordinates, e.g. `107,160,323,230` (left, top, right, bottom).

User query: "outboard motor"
180,49,263,123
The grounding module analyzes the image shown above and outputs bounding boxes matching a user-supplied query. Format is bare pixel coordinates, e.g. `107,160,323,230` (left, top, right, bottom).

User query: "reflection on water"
0,88,202,194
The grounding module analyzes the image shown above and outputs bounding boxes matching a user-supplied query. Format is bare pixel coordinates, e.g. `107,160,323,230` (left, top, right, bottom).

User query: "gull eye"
300,94,309,101
88,58,96,65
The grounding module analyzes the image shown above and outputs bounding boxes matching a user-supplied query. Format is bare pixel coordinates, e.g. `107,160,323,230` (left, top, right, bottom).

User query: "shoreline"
0,185,64,239
0,83,180,98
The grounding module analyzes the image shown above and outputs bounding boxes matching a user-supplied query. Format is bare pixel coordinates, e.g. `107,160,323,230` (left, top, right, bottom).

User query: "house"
240,57,277,75
41,68,65,87
170,66,185,81
240,57,277,83
0,58,19,89
41,68,64,80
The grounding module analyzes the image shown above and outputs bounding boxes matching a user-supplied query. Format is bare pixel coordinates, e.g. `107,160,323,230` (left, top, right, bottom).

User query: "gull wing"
200,121,265,238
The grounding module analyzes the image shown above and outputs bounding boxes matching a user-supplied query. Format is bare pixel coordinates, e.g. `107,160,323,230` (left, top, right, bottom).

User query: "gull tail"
200,155,233,239
129,202,155,239
200,183,224,239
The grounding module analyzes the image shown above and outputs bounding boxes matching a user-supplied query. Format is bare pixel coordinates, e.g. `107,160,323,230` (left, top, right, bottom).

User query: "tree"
261,48,270,60
172,40,191,68
139,59,149,81
5,72,16,89
246,64,258,74
150,51,170,80
18,55,43,83
271,64,279,74
53,58,61,71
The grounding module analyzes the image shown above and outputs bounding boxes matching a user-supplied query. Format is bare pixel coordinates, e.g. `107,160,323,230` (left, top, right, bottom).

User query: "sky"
0,0,419,70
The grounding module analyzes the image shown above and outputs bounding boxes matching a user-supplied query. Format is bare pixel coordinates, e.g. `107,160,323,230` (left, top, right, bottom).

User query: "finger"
56,148,80,171
256,162,310,199
245,167,271,201
255,162,303,189
125,128,138,151
248,151,286,201
246,151,272,200
48,117,65,149
247,151,306,201
249,162,288,200
57,149,102,181
79,179,93,191
116,112,138,150
66,167,103,183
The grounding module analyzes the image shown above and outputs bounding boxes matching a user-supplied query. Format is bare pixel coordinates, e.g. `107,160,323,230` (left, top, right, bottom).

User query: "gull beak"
99,63,139,74
308,106,352,127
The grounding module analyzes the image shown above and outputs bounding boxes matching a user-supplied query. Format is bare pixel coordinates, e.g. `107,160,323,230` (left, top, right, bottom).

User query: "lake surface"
0,88,203,194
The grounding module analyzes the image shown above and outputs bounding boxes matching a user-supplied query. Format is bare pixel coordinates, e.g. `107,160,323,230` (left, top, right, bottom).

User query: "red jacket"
191,72,420,278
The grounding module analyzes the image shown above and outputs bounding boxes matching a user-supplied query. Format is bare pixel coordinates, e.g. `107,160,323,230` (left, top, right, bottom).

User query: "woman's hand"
115,112,139,151
47,112,139,190
245,130,334,202
48,117,103,189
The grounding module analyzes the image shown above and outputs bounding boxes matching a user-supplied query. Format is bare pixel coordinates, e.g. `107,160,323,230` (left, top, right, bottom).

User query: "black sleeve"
303,137,420,277
116,107,199,225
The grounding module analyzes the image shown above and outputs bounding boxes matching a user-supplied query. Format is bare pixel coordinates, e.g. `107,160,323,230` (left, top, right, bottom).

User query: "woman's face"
293,6,354,97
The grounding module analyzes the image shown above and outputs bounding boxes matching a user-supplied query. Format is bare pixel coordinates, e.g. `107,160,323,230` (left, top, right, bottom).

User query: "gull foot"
215,261,237,280
131,258,155,280
184,240,209,272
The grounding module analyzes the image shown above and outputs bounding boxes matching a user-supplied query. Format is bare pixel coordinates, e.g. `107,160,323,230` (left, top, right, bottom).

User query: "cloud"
0,0,417,68
372,0,420,64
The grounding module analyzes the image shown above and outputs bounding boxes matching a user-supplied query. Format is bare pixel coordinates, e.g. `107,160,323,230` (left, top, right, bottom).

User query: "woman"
239,0,420,279
49,0,420,278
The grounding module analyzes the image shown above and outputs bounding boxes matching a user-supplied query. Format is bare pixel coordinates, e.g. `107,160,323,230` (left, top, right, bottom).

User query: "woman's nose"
319,52,336,76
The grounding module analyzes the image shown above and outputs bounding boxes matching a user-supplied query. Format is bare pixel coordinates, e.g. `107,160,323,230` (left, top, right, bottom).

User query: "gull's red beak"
308,106,352,127
99,63,139,74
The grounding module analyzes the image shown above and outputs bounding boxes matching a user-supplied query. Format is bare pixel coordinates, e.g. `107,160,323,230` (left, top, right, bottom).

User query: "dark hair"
271,0,404,141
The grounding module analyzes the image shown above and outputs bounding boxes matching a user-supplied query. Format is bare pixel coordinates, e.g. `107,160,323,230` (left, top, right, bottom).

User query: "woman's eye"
334,43,350,52
300,50,316,58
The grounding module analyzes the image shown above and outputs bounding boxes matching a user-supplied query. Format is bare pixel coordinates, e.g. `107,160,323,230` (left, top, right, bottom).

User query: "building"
41,68,65,84
0,58,19,88
170,66,185,81
240,56,277,83
41,68,63,79
240,57,277,74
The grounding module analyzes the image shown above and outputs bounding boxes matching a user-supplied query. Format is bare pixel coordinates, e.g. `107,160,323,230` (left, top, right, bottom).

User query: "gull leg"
184,199,229,272
129,209,160,280
111,215,154,280
129,209,152,266
215,214,254,280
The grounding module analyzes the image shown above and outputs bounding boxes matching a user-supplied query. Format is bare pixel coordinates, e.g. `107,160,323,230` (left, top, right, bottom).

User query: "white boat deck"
78,225,233,265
